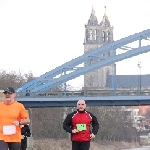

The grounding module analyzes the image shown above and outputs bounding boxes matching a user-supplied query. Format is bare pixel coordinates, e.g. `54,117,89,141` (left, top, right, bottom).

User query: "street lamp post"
140,67,141,93
137,62,142,95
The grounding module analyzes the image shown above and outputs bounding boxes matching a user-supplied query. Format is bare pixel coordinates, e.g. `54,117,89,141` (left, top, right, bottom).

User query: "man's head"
77,99,86,111
3,87,15,94
3,87,16,103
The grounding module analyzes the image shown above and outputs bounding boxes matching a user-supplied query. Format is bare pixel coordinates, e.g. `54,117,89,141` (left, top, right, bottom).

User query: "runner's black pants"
20,142,27,150
72,141,90,150
0,140,20,150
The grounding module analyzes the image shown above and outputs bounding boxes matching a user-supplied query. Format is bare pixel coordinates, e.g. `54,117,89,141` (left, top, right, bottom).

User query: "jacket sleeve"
89,112,99,135
63,113,73,133
24,125,31,137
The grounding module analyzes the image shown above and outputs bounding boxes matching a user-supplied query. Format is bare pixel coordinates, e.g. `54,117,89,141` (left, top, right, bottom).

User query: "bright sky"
0,0,150,88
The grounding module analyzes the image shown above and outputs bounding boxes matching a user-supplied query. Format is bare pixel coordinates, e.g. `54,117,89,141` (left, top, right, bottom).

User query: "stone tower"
83,6,114,88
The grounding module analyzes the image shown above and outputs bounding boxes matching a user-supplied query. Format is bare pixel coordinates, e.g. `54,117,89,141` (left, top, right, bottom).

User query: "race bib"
21,135,24,139
3,125,16,135
76,124,86,131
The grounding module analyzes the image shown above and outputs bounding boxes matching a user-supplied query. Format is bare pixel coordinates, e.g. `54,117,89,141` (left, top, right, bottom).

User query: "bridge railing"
16,90,150,98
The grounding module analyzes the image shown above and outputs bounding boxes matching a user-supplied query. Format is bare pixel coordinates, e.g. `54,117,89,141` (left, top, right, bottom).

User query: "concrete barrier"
27,137,34,149
139,136,150,146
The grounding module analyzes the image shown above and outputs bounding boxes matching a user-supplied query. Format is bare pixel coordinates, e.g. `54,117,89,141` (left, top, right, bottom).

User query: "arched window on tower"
94,30,97,40
86,29,88,42
102,31,105,41
108,31,111,41
90,29,93,40
106,32,109,41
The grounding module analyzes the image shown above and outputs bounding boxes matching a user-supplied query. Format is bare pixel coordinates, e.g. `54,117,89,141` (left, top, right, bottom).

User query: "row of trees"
31,106,138,142
0,69,77,91
0,70,35,90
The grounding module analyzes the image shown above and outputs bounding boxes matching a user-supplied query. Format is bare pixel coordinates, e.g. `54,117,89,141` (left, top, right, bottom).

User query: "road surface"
122,146,150,150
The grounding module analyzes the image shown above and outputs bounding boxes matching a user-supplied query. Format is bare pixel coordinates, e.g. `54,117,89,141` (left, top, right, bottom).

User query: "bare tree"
0,70,35,90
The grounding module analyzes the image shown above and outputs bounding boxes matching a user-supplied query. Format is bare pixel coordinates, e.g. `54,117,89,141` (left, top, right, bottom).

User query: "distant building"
125,107,145,129
106,74,150,89
83,6,114,88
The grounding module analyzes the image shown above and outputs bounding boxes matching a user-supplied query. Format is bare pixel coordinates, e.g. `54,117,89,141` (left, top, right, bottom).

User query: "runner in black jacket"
63,99,99,150
20,124,31,150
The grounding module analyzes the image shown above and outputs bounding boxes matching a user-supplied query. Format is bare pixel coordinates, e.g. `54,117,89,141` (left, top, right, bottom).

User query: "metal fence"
16,90,150,98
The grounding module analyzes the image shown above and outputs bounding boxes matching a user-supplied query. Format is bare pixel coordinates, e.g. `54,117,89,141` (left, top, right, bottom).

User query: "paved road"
122,146,150,150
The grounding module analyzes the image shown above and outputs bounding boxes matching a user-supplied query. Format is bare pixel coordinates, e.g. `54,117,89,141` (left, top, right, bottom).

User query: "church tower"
83,6,114,88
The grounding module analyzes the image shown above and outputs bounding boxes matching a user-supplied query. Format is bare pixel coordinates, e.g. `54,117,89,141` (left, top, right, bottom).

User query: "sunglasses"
3,92,13,94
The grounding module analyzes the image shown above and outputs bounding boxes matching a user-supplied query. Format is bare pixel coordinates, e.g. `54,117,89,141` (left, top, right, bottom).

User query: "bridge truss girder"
16,96,150,108
16,29,150,94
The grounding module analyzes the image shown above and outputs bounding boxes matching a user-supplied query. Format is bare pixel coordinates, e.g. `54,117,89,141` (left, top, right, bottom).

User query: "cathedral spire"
104,6,107,16
91,6,95,15
100,6,111,27
87,6,98,26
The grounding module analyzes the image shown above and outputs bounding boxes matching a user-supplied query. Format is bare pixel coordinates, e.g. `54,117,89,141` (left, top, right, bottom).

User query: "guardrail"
16,90,150,98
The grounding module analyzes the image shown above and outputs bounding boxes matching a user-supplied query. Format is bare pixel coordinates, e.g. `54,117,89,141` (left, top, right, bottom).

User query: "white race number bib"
3,125,16,135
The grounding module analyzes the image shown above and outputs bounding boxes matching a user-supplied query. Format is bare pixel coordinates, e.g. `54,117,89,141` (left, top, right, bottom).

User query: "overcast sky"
0,0,150,88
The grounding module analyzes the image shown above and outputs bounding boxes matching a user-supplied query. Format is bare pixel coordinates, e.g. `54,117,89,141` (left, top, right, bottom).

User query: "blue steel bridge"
15,29,150,108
